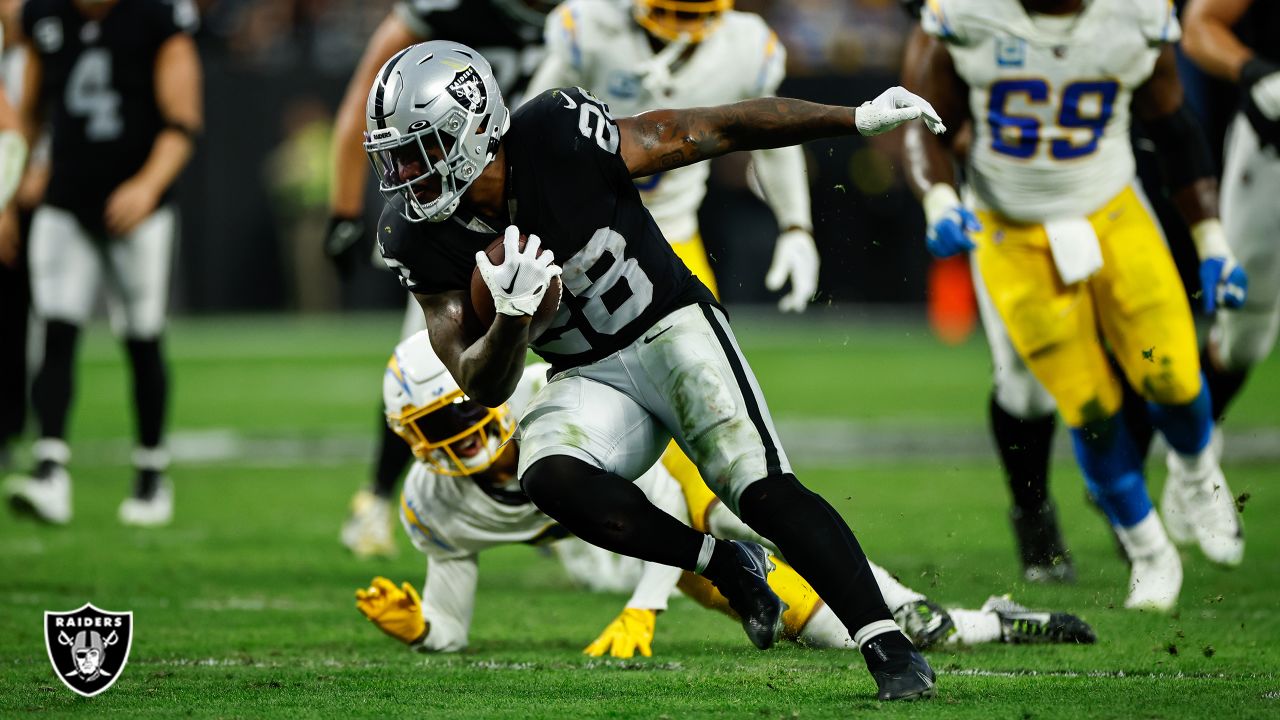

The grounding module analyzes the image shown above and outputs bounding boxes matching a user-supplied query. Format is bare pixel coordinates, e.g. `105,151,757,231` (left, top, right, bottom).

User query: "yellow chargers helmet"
633,0,733,43
383,331,515,477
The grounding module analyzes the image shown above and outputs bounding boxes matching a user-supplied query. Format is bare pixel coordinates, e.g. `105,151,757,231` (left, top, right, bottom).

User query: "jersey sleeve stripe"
401,494,457,552
557,5,583,70
923,0,958,41
755,30,780,95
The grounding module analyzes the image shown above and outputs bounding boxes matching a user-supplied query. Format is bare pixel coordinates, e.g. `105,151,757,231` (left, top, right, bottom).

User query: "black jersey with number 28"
23,0,196,231
377,87,716,371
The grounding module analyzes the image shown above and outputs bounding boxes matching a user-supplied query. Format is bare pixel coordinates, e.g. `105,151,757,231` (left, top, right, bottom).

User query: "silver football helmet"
364,41,509,223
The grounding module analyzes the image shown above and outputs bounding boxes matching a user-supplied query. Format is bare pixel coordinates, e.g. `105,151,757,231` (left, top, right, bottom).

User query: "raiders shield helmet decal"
446,66,487,113
44,603,134,697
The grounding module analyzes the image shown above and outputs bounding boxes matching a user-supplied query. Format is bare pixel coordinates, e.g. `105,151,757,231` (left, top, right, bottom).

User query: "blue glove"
926,206,980,258
1199,257,1248,314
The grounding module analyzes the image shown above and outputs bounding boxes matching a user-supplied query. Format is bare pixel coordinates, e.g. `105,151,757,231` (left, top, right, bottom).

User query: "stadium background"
2,0,1278,717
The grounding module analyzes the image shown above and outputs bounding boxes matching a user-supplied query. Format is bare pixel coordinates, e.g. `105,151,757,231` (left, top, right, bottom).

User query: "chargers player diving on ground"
357,332,1097,657
2,0,201,527
1182,0,1280,422
327,0,561,560
525,0,819,311
364,41,945,700
904,0,1247,612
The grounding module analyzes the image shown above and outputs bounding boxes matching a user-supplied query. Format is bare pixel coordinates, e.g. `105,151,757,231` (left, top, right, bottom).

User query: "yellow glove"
583,608,656,659
355,576,427,645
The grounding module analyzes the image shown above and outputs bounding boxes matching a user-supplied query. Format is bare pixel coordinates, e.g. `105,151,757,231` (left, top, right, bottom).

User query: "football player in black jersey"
0,2,31,471
1,0,201,527
327,0,559,559
1184,0,1280,420
365,41,946,700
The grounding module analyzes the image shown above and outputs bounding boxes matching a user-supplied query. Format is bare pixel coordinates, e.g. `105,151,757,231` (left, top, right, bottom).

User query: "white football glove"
856,86,946,137
475,225,562,318
765,228,820,313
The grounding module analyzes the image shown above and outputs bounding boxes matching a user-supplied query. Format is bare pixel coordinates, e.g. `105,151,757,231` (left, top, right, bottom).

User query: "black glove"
324,215,368,279
1240,57,1280,151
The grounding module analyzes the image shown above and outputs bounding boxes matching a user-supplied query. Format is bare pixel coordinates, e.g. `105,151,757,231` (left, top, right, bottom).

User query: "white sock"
853,619,901,649
1115,510,1172,559
34,438,71,465
869,561,925,612
946,609,1002,645
796,605,855,649
694,534,717,574
1167,444,1216,485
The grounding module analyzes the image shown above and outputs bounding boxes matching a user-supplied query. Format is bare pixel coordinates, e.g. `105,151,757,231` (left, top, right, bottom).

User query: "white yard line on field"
54,423,1280,469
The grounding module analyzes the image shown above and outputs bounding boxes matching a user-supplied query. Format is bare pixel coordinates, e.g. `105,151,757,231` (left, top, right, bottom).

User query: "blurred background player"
905,0,1246,611
899,0,1071,584
1,0,201,527
327,0,560,558
1182,0,1280,423
526,0,820,311
359,332,1095,656
0,0,31,472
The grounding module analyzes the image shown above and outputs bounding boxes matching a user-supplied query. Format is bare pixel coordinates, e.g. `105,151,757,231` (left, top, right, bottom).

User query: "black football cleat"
892,599,956,650
866,642,937,701
1011,501,1076,583
983,595,1097,645
713,540,785,650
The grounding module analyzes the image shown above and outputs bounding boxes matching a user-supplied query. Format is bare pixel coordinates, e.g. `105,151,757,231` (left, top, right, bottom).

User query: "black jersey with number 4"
23,0,197,232
378,86,716,370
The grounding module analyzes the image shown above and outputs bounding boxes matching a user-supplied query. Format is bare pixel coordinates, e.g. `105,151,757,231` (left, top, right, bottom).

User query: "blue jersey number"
987,79,1118,161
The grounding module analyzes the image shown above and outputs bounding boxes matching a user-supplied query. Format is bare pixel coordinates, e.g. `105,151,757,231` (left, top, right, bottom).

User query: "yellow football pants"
974,185,1202,427
670,232,719,299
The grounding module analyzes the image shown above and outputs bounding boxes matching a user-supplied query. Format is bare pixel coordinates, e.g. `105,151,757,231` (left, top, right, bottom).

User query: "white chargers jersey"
923,0,1179,221
527,0,786,242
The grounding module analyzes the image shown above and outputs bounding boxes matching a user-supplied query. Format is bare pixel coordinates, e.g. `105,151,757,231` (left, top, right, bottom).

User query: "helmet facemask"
633,0,733,43
388,389,516,477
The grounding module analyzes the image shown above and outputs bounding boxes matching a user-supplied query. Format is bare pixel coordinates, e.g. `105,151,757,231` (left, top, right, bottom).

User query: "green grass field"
2,312,1277,718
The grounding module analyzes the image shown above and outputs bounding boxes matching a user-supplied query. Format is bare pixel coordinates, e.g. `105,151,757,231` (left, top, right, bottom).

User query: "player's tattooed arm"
902,31,969,200
617,99,858,178
1134,46,1219,227
413,291,531,407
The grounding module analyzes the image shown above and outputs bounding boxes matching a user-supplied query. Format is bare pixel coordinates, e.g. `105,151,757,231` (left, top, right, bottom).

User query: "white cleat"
119,478,174,527
341,489,397,558
1116,514,1182,612
4,464,72,525
1162,450,1244,567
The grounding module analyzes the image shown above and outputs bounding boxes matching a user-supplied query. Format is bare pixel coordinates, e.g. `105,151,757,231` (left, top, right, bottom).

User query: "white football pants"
516,303,791,515
1214,113,1280,370
29,204,175,339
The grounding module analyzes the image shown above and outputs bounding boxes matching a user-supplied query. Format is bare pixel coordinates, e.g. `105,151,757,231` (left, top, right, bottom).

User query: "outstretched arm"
617,89,943,179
